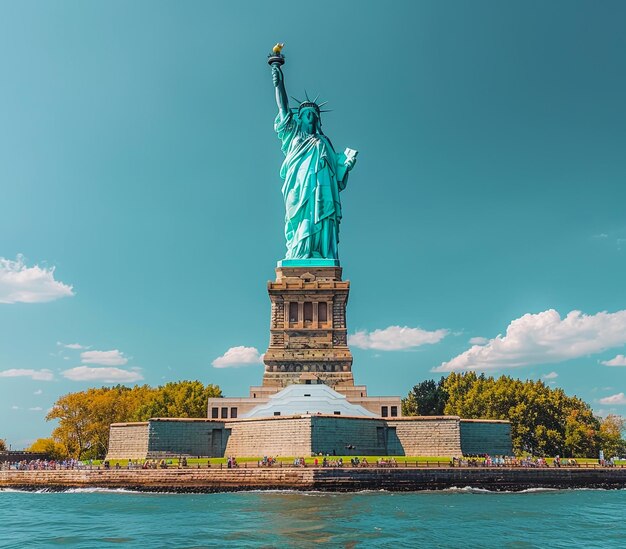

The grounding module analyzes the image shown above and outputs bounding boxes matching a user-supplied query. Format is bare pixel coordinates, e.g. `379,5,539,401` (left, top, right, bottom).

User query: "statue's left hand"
345,157,357,171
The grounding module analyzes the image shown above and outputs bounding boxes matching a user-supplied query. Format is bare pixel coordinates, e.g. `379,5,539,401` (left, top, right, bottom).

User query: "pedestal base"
262,264,354,389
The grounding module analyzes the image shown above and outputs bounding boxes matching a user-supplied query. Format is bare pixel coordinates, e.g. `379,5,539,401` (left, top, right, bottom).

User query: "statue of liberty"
269,45,357,263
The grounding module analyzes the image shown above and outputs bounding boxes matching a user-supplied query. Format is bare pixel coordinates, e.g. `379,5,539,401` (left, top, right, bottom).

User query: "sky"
1,0,625,449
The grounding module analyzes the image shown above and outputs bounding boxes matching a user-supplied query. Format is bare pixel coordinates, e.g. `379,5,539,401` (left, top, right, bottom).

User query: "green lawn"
91,455,626,468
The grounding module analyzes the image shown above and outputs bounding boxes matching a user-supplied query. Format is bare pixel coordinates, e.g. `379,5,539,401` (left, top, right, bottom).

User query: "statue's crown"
298,101,321,116
291,93,329,117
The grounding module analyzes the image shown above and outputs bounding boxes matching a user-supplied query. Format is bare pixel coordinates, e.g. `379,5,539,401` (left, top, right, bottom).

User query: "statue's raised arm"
272,66,289,119
269,44,289,119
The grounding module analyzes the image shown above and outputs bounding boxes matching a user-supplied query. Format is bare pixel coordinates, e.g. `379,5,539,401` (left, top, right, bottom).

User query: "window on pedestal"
391,406,398,417
211,407,219,419
230,407,238,419
289,302,298,322
381,406,389,417
304,302,313,322
318,302,328,323
221,407,228,419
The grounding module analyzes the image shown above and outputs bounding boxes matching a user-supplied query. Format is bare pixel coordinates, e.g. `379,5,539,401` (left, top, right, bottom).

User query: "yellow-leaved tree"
45,381,222,459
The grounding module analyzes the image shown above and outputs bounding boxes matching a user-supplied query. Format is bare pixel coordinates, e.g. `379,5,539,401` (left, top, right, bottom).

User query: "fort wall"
460,420,513,456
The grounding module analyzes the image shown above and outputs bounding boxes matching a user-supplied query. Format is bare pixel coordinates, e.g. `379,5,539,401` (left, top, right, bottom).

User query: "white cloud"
599,393,626,406
11,405,19,410
62,366,143,383
434,309,626,372
348,325,448,351
469,337,489,345
542,372,558,380
80,349,128,366
0,369,54,381
33,389,43,395
0,255,74,304
64,343,88,350
212,346,263,368
28,407,43,411
602,355,626,367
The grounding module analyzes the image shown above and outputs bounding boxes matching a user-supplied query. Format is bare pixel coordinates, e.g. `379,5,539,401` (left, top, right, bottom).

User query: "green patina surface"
270,48,357,262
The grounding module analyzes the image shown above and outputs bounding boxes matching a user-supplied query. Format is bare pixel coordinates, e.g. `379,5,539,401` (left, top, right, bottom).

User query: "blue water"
1,488,625,548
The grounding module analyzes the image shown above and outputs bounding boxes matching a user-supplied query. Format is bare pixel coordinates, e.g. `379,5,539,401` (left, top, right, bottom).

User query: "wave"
0,487,147,495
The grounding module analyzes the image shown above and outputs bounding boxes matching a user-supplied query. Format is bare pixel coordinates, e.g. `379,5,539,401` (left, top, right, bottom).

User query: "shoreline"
2,467,626,493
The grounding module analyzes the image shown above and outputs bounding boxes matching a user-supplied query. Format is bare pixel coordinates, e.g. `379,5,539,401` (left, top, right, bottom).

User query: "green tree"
0,438,7,452
45,381,222,459
133,381,222,420
432,372,606,457
598,415,626,458
402,378,447,416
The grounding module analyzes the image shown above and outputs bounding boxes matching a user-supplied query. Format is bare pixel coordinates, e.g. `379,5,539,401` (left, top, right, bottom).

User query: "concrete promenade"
2,466,626,492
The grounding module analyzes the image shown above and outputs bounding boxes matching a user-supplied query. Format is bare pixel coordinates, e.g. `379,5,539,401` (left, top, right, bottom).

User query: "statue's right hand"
272,65,283,87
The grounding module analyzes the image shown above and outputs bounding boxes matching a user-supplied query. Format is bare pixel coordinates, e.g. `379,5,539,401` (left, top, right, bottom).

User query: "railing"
3,460,624,471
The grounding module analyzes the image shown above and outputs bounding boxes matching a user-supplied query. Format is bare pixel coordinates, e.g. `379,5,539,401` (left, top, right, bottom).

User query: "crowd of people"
2,455,621,471
1,458,87,471
450,455,583,468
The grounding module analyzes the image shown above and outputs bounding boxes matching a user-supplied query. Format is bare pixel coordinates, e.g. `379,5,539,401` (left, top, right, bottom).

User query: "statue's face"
300,108,319,128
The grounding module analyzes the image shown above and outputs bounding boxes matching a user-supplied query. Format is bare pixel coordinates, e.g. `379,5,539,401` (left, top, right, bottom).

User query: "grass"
92,456,626,468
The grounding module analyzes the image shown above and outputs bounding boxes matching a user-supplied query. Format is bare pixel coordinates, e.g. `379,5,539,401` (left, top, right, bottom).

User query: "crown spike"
304,89,310,101
290,95,302,104
317,101,329,108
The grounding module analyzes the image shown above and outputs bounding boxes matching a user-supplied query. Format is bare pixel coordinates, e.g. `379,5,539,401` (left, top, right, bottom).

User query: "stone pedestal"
262,265,355,388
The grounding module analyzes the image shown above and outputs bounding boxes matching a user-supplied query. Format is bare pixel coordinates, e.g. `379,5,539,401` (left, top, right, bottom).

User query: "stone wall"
311,416,387,455
4,467,626,493
106,416,512,460
106,423,149,460
224,417,312,457
460,420,513,456
146,419,227,458
386,417,463,456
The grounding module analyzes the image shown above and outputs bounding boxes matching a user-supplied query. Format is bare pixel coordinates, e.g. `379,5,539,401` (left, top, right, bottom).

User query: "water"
1,488,625,548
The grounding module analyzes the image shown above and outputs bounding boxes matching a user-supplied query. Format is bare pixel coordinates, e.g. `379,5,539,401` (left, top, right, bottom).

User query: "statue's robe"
275,112,348,259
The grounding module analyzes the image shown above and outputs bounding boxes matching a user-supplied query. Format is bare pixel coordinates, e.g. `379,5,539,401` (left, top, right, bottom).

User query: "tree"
404,372,615,457
45,381,223,459
598,415,626,458
402,378,447,416
0,438,7,452
133,381,222,420
441,372,602,457
26,438,67,460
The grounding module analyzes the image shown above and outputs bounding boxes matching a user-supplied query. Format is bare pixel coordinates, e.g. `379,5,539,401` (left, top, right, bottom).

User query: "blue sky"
1,1,625,448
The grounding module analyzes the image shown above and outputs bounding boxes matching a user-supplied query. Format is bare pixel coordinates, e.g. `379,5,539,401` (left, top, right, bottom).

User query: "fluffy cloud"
0,369,54,381
601,355,626,367
62,366,143,383
28,407,43,411
469,337,489,345
434,309,626,372
599,393,626,405
212,346,263,368
33,389,43,395
542,372,558,380
348,326,449,351
80,349,128,366
0,255,74,304
62,343,89,350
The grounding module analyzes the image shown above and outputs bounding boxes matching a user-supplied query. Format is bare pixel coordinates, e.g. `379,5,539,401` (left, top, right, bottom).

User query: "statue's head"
299,104,320,129
293,95,328,133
